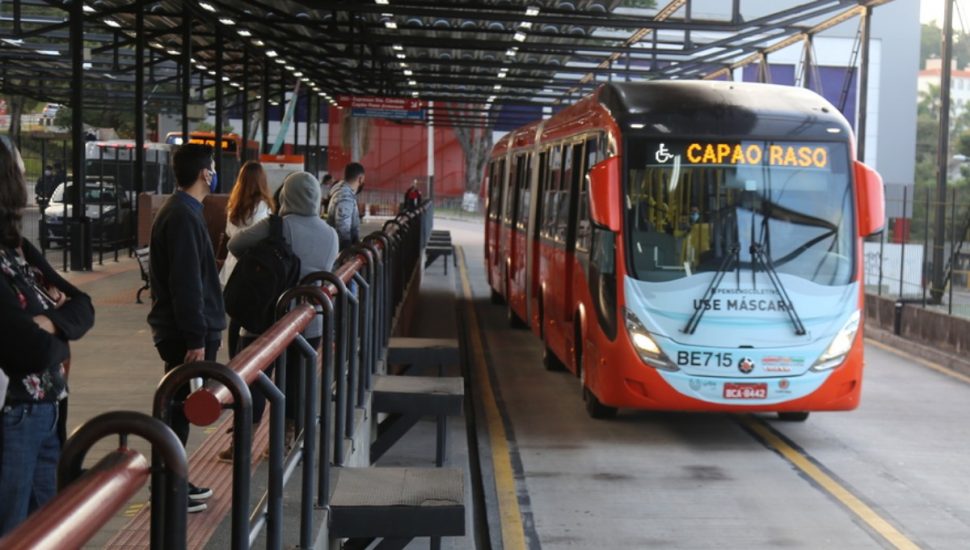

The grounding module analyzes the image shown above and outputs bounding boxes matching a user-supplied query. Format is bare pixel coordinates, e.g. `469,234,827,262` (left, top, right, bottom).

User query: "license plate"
723,383,767,399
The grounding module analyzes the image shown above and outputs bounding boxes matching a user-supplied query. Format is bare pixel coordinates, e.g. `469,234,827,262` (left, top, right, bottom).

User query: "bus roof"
597,80,853,140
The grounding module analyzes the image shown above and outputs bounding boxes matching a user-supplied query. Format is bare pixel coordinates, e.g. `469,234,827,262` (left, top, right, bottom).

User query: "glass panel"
625,140,854,285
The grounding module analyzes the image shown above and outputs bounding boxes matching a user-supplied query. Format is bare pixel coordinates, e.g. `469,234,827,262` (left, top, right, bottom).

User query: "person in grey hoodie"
225,171,338,457
327,162,364,250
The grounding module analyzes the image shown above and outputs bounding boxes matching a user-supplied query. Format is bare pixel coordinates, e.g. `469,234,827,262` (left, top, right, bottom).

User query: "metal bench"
134,246,151,304
371,375,464,466
425,231,455,274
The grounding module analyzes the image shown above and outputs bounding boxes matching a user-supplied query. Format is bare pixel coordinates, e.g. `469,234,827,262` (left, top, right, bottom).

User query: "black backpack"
223,215,301,333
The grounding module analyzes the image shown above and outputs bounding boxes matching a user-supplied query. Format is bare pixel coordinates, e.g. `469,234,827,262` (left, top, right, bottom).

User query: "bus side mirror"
588,156,621,232
854,160,885,237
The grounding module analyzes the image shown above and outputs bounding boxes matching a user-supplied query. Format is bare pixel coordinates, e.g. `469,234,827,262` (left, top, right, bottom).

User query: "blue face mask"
690,211,700,223
209,170,219,193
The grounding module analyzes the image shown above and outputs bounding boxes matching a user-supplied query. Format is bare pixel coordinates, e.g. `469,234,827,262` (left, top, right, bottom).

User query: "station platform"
51,216,970,549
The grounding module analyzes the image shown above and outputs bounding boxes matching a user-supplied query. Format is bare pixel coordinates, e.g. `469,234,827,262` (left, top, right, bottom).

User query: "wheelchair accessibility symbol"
655,143,674,163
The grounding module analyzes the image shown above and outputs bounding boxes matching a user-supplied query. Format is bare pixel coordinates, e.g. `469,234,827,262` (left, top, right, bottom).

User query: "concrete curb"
865,326,970,380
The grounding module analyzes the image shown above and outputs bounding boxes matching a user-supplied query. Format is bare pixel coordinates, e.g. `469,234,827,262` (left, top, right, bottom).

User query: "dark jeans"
156,337,221,446
227,318,242,360
0,401,60,536
238,335,320,424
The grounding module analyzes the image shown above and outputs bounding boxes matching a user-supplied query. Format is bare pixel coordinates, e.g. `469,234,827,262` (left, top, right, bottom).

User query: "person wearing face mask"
34,165,54,205
327,162,365,251
146,143,224,513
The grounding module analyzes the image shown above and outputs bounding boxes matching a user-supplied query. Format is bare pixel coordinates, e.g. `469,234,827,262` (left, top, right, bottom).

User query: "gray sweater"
228,172,339,338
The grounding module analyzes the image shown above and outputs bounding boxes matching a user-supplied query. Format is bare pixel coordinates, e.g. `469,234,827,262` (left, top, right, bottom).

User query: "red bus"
484,81,885,420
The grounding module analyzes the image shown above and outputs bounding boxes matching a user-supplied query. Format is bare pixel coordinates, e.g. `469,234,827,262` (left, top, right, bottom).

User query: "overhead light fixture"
36,50,60,56
392,44,403,51
408,80,417,86
493,84,502,90
525,6,540,16
105,19,121,28
318,92,326,97
252,39,265,46
237,29,252,37
385,21,397,29
519,21,533,30
222,75,230,81
400,62,408,68
83,5,96,13
505,48,517,57
403,69,413,76
266,49,278,58
301,77,310,82
149,41,163,49
219,18,235,26
166,48,180,56
198,1,217,12
396,53,406,59
376,0,389,4
275,58,286,64
412,91,419,97
195,63,207,70
285,64,295,70
82,62,92,70
207,70,216,76
498,72,507,79
513,32,527,42
293,71,303,77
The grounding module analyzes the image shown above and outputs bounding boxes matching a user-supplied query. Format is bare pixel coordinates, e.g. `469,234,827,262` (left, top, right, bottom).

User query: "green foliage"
619,0,656,7
920,22,970,70
194,121,235,134
52,106,136,138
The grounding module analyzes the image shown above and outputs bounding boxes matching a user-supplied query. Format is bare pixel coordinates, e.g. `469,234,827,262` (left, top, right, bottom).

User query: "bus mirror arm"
854,161,885,238
588,156,622,232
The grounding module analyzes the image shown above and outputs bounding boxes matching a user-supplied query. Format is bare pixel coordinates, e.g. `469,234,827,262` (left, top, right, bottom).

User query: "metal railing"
0,201,430,550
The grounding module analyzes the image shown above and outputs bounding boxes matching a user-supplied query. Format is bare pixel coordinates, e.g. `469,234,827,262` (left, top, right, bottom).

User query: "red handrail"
0,449,149,550
183,304,316,425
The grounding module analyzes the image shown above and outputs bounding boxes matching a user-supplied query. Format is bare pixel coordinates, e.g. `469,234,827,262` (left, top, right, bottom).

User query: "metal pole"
69,0,90,271
878,212,885,296
261,63,270,155
933,0,955,303
856,7,872,163
215,24,224,191
241,47,250,162
923,187,930,306
315,95,322,175
950,187,957,315
899,186,907,299
304,92,311,171
135,1,145,198
181,1,192,141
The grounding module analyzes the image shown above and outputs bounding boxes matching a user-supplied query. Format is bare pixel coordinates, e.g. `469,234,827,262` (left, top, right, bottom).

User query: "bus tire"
578,341,617,419
490,287,504,305
543,346,566,371
777,412,810,422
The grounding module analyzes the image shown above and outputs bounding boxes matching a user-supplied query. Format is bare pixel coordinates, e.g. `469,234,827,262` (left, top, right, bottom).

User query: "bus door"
546,142,582,361
526,148,548,335
558,140,586,360
485,159,505,288
509,153,531,319
498,157,517,297
541,145,565,353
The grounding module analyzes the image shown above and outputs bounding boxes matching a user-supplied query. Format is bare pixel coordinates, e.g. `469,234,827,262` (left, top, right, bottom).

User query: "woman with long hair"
0,135,94,535
219,161,274,357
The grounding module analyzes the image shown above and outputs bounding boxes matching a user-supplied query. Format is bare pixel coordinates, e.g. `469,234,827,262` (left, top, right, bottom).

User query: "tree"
452,106,493,195
194,121,235,134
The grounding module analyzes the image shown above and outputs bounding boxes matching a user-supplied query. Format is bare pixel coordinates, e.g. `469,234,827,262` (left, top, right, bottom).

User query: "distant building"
917,58,970,109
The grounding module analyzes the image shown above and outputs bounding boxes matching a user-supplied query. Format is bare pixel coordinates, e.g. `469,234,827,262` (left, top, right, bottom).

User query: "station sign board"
337,95,427,121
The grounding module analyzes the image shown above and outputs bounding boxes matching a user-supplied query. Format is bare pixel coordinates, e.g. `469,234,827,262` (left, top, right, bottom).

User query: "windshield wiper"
683,243,739,335
749,242,806,335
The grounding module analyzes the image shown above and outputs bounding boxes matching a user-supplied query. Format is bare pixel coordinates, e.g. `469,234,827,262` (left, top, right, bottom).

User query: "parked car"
40,181,133,249
41,103,61,118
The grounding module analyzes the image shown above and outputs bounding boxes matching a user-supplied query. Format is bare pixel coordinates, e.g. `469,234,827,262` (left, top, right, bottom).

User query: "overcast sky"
921,0,970,27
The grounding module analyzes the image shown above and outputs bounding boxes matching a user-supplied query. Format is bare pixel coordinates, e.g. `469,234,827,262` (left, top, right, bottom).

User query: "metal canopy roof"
0,0,892,128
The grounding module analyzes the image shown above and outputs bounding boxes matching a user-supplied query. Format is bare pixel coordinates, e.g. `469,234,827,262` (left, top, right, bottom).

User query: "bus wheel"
490,287,504,305
578,345,617,419
777,412,810,422
543,346,566,371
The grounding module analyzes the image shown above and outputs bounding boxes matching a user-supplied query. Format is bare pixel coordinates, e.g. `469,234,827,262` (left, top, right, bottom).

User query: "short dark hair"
0,135,27,248
172,143,213,189
321,174,333,184
344,162,364,182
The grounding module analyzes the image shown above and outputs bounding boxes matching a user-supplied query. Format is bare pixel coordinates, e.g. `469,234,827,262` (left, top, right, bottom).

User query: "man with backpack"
146,143,223,513
225,171,338,456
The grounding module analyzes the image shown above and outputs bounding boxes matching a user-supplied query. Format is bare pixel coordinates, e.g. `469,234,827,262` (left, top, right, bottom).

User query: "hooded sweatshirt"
228,171,339,338
327,180,360,248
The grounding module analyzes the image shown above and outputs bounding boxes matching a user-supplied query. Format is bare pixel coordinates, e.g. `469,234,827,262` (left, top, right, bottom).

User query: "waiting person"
319,173,333,216
146,143,224,513
327,162,364,250
219,161,274,358
402,181,422,212
0,135,94,536
34,165,54,205
225,171,339,460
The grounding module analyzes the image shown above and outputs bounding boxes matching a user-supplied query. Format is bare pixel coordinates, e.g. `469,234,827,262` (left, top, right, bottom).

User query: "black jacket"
147,191,226,348
0,239,94,403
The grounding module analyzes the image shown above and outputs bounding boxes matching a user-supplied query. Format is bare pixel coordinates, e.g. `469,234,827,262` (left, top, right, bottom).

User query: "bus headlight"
811,310,860,371
624,309,678,372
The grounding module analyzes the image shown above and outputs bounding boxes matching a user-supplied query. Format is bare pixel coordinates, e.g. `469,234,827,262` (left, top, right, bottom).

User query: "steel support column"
856,7,871,163
181,2,192,141
242,47,250,162
214,24,224,189
932,0,956,303
304,91,311,171
69,0,90,271
315,94,322,175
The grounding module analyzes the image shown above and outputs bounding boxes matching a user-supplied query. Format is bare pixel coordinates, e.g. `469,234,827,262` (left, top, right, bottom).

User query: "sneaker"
188,498,207,514
188,483,213,502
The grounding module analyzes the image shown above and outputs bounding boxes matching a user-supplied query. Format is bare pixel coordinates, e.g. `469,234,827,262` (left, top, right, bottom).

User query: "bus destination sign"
681,142,830,169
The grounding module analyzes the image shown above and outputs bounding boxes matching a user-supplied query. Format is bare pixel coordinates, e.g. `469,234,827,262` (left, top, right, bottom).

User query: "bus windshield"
625,139,854,286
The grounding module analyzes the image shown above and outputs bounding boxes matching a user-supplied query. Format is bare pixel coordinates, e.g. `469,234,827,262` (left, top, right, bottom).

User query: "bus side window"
486,162,500,221
555,144,574,243
503,156,518,226
577,136,598,252
544,145,563,239
517,154,532,231
589,227,618,340
535,150,548,237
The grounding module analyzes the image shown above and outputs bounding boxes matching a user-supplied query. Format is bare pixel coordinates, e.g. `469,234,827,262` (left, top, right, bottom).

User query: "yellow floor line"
865,337,970,385
456,246,527,550
741,417,920,550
